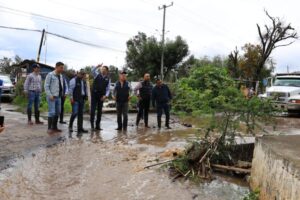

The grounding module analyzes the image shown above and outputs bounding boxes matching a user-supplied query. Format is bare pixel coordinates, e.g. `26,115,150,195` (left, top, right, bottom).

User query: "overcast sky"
0,0,299,73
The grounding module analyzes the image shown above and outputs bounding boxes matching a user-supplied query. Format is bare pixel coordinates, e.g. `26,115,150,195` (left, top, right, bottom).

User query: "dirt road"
0,103,256,199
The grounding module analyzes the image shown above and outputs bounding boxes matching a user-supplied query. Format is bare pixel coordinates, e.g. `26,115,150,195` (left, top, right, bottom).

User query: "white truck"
259,73,300,113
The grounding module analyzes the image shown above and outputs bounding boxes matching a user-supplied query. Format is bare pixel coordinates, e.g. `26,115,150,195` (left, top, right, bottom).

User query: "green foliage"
172,65,275,140
0,55,23,77
13,79,72,114
243,189,260,200
129,95,138,110
126,32,189,79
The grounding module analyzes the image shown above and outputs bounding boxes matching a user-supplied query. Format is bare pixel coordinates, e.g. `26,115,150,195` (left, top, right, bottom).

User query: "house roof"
14,59,54,70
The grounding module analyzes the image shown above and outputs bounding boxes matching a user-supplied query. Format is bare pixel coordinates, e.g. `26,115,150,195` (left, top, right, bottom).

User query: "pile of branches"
145,136,252,182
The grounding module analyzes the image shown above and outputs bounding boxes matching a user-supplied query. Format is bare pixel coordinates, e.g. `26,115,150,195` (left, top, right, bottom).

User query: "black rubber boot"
69,115,76,132
47,117,54,134
53,116,62,132
27,108,33,125
35,111,44,124
157,116,161,129
165,114,171,129
136,116,140,126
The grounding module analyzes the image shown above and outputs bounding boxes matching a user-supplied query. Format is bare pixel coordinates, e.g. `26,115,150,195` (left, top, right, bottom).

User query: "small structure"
15,59,54,80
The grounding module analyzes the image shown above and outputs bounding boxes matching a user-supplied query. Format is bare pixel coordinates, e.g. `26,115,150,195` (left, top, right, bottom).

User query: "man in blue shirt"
90,64,111,131
68,70,88,134
152,78,172,129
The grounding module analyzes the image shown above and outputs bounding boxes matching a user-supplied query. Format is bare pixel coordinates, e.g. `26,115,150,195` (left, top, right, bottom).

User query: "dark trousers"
136,99,150,126
90,92,104,129
69,100,85,130
157,103,170,128
116,102,129,130
59,96,65,122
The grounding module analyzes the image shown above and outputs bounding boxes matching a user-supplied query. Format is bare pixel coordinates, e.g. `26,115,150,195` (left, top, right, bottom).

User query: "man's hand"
63,95,66,100
112,96,116,101
70,98,74,104
128,96,131,101
101,96,107,101
97,63,103,68
50,96,55,101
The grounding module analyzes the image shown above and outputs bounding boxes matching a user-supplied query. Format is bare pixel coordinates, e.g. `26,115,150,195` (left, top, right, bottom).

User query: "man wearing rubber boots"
44,62,65,134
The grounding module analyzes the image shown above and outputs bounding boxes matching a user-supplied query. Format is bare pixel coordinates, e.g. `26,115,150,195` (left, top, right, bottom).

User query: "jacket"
152,84,172,106
44,71,64,97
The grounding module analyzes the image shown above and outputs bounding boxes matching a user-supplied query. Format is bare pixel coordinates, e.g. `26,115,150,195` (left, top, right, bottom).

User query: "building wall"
250,137,300,200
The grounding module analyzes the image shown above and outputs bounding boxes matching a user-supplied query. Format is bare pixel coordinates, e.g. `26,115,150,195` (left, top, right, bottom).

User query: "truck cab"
260,73,300,113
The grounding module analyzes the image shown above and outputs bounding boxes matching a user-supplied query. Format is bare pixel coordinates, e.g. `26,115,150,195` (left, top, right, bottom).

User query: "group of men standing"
24,62,172,135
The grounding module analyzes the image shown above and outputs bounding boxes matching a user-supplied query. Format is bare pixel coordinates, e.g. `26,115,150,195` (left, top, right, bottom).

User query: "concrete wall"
250,135,300,200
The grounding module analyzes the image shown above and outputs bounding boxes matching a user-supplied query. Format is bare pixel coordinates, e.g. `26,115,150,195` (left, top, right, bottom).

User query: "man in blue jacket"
152,78,172,129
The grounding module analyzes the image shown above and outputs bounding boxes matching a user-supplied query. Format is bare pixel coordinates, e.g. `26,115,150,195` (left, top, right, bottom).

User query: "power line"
0,5,131,36
0,25,125,53
46,0,156,32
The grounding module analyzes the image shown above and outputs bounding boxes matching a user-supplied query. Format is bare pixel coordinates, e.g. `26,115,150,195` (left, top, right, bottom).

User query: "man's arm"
91,64,102,78
68,78,76,99
64,78,69,96
44,74,52,97
133,82,142,96
24,75,31,93
105,79,111,97
112,81,117,99
152,87,156,107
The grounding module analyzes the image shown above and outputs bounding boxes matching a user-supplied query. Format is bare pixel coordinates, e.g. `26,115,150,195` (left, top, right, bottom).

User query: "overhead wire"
0,4,131,36
0,25,125,53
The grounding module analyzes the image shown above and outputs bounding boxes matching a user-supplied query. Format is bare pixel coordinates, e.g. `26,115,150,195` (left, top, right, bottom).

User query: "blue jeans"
47,96,61,117
27,91,41,113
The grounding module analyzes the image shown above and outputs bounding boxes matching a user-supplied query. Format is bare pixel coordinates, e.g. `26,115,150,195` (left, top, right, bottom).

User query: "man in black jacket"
68,70,88,134
113,71,132,131
152,78,172,129
134,73,153,128
90,64,111,131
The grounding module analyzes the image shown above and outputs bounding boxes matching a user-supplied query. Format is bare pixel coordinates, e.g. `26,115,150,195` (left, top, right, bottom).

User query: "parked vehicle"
259,73,300,113
0,74,16,101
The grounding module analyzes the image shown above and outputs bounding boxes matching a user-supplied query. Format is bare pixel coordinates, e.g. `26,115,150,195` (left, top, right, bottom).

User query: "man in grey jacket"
44,62,65,134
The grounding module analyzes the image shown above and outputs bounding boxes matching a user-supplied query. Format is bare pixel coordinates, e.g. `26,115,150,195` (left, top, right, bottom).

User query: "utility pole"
37,29,45,63
159,2,173,80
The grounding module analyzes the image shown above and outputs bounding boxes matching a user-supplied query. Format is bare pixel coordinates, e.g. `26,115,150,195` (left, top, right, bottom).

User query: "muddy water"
0,114,249,200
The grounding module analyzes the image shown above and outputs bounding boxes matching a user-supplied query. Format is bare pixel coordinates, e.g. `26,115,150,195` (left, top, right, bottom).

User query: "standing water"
0,114,249,200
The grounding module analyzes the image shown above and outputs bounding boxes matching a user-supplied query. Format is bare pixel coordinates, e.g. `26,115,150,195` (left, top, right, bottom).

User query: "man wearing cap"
134,73,153,128
152,78,172,129
68,70,88,134
90,64,111,131
24,63,43,125
44,62,65,134
112,71,132,131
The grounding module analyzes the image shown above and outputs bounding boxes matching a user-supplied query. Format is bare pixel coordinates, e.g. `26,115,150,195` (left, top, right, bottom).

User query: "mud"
5,103,297,199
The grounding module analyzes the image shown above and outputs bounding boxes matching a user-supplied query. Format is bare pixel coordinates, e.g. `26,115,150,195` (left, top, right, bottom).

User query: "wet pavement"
1,103,299,199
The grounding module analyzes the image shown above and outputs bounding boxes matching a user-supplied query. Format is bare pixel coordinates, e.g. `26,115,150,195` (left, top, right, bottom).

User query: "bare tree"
227,47,240,78
256,10,298,79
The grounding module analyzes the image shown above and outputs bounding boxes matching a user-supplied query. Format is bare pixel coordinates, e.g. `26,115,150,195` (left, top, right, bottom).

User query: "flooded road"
5,104,300,199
